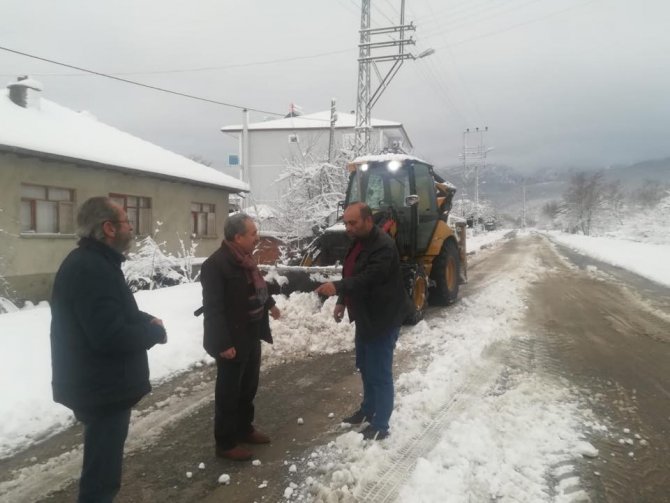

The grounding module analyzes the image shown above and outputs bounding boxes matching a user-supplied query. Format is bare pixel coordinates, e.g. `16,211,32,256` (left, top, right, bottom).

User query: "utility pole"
460,127,490,234
522,181,527,229
328,98,337,164
241,108,250,209
354,0,426,156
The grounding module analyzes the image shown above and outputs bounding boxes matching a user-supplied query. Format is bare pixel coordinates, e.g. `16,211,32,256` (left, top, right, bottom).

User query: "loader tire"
405,267,428,325
429,239,460,306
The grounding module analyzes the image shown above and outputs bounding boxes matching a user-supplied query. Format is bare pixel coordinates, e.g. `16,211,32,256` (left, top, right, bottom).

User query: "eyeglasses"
106,219,131,225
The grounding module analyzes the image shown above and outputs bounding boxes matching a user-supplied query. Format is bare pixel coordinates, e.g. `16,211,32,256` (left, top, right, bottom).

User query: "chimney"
7,75,43,109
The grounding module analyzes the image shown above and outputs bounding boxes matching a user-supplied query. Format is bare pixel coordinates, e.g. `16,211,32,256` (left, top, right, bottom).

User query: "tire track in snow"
356,360,503,503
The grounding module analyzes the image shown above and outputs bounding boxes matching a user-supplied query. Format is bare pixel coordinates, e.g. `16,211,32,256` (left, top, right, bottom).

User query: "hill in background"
435,157,670,224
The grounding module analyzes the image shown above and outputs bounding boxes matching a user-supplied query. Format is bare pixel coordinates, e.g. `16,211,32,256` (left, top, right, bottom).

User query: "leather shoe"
241,429,271,444
216,445,253,461
342,410,373,425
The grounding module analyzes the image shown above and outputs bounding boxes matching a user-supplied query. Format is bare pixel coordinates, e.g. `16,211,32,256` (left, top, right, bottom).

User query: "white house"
0,76,248,301
220,110,413,206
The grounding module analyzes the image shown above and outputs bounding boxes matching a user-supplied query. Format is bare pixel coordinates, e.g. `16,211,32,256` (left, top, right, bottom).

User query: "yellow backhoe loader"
267,154,467,323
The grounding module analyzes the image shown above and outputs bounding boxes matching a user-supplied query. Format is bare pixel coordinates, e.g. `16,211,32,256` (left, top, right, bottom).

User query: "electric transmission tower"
354,0,433,155
460,127,490,234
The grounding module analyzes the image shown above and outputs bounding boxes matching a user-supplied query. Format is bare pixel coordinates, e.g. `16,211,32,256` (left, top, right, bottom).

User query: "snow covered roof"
0,87,248,192
353,153,431,165
221,111,404,133
233,204,280,220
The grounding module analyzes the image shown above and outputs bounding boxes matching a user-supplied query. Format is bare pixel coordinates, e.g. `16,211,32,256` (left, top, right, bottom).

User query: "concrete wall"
0,152,232,301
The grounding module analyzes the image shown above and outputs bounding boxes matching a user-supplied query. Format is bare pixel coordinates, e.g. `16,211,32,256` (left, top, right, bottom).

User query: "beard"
112,231,133,254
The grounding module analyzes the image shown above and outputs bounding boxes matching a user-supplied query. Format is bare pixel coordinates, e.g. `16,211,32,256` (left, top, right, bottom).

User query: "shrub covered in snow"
122,231,199,292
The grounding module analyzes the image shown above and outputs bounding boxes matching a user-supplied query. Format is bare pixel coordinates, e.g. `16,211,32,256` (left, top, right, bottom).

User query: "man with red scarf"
316,202,411,440
201,213,280,461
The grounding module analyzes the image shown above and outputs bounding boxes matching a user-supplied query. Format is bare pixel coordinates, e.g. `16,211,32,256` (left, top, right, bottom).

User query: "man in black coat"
200,213,280,461
316,202,411,440
50,197,167,503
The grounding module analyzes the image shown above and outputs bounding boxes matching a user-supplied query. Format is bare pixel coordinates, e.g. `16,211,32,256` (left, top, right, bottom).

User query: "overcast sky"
1,0,668,175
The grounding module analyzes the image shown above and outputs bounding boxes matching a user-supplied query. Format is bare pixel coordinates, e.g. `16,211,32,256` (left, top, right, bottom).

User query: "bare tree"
630,179,670,208
562,171,605,235
542,200,561,220
602,179,625,225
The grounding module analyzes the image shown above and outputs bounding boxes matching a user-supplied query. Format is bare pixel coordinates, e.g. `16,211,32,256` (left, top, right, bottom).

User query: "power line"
0,47,356,78
433,0,599,49
421,0,485,123
420,0,544,39
0,44,285,116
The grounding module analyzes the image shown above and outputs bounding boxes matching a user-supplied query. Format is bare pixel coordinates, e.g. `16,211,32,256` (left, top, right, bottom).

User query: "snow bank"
548,232,670,287
0,281,353,459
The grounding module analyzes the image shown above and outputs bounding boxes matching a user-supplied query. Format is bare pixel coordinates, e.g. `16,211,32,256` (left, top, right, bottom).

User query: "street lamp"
415,48,435,59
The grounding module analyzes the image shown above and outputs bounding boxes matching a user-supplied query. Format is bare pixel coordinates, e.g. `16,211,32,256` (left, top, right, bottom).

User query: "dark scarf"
222,240,268,322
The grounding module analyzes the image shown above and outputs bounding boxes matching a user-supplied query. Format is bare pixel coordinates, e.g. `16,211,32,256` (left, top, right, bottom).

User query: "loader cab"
345,157,439,258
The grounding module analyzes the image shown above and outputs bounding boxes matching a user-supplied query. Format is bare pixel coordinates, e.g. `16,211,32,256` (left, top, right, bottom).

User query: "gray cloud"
1,0,668,173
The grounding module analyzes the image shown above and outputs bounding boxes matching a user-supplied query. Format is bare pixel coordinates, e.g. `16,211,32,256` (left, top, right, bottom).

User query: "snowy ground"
0,225,667,501
288,235,602,503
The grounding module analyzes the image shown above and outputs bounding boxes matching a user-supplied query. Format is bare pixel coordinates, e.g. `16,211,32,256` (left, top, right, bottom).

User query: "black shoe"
361,425,389,441
342,410,372,425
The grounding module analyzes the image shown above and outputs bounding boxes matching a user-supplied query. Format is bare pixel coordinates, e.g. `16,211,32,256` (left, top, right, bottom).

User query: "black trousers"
74,407,132,503
214,338,261,449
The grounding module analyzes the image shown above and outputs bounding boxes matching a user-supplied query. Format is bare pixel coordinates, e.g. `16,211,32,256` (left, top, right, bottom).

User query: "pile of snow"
0,281,354,458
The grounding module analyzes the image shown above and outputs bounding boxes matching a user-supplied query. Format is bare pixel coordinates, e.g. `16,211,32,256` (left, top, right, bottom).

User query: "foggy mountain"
435,157,670,223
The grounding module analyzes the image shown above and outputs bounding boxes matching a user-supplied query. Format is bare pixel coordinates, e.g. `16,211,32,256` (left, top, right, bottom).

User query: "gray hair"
76,197,118,240
224,213,253,241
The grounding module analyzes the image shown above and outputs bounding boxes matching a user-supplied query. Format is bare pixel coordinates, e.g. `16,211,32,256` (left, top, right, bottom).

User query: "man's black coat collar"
78,237,126,265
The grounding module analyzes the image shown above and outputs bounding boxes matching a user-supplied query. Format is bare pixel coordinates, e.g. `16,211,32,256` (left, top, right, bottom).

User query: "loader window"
366,173,385,208
413,163,439,253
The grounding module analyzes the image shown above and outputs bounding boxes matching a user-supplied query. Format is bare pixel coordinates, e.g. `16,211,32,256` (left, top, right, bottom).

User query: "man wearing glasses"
50,196,167,502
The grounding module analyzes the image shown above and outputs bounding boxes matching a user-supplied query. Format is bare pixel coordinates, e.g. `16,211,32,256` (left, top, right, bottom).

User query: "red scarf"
342,241,363,320
222,240,268,321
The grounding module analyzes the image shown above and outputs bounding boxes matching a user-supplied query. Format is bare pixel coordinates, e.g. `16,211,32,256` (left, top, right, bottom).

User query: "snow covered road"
2,231,670,502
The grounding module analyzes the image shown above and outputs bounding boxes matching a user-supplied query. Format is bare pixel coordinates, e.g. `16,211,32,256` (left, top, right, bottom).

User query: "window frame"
20,183,75,235
109,193,152,236
190,202,217,238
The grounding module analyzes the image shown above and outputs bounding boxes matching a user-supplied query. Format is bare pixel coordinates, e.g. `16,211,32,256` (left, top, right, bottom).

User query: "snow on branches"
274,156,349,242
122,222,199,292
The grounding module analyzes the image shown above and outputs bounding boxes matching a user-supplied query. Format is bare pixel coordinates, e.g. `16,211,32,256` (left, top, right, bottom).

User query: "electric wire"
0,44,291,117
435,0,599,49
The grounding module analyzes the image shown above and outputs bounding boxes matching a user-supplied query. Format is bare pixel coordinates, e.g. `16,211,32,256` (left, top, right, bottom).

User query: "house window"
20,183,74,234
191,203,216,237
109,193,152,235
288,134,299,143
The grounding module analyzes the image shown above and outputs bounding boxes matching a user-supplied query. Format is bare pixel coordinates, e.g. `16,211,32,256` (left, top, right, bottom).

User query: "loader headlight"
360,163,369,172
388,160,401,172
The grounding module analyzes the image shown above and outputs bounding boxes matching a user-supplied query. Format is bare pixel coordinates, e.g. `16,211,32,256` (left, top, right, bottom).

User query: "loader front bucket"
260,264,343,296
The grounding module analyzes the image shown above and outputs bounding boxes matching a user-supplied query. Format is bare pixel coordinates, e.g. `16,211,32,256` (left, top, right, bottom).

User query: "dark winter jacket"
335,226,412,339
50,238,166,413
200,243,276,361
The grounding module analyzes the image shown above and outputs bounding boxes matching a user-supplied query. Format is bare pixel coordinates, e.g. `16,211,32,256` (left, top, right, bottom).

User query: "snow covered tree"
601,179,625,226
452,197,497,229
274,153,349,244
630,179,670,209
0,208,18,312
122,222,199,291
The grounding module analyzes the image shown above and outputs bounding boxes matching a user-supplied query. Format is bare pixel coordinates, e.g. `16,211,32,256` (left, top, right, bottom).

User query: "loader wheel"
429,239,460,306
405,268,428,325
